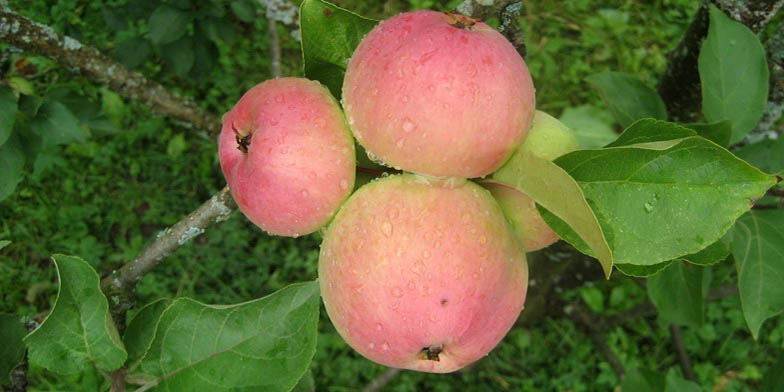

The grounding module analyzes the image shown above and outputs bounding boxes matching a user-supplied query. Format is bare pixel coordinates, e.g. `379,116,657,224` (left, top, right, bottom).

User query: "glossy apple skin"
488,110,580,251
342,10,535,178
319,174,528,373
219,78,355,237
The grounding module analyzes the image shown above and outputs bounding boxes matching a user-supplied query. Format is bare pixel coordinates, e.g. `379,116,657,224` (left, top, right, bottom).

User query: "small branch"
670,324,696,381
0,10,220,135
768,188,784,198
566,303,625,378
101,187,236,321
362,368,401,392
456,0,526,57
9,352,28,392
267,16,282,78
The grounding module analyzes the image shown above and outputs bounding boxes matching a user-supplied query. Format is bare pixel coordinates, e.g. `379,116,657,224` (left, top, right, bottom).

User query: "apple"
319,174,528,373
342,10,535,178
219,78,355,237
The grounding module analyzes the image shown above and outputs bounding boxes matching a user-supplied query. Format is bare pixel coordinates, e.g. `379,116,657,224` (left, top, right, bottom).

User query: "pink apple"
319,174,528,373
219,78,355,237
342,10,535,178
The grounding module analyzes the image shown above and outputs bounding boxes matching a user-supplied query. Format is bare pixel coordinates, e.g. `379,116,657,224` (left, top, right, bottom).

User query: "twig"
670,324,696,381
456,1,527,57
566,302,626,378
362,368,401,392
101,187,236,326
267,16,282,78
0,10,220,135
767,188,784,198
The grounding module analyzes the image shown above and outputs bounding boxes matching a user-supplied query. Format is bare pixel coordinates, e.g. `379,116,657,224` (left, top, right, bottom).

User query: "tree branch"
657,0,784,122
101,187,236,324
565,302,626,378
267,16,282,78
362,368,401,392
0,10,220,135
456,0,526,57
670,324,696,381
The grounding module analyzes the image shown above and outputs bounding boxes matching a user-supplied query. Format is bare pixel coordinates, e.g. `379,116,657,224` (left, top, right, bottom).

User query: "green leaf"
728,210,784,339
735,137,784,175
621,368,665,392
0,240,10,251
230,0,257,23
647,261,704,327
0,133,25,202
136,282,320,391
586,71,667,128
615,260,674,277
699,5,769,144
166,133,187,158
161,36,195,76
0,86,18,147
764,353,784,392
491,150,613,277
24,255,127,374
605,119,695,148
0,314,26,384
113,36,152,69
664,369,701,392
31,101,88,148
148,5,191,45
124,299,170,370
682,120,732,148
202,18,235,44
300,0,378,99
7,76,35,96
559,104,618,149
292,369,315,392
545,130,776,266
100,88,125,127
679,240,729,266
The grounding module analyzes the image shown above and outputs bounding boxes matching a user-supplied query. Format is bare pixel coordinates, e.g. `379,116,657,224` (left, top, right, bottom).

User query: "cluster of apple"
219,10,579,373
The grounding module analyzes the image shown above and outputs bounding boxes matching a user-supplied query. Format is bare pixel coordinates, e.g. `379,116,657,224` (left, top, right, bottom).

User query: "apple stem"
419,344,444,361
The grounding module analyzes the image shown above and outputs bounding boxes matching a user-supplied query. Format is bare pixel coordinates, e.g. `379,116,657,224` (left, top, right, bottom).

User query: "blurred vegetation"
1,0,781,390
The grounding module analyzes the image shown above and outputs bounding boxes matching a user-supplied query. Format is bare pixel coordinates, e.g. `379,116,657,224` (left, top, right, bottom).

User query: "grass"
1,0,780,391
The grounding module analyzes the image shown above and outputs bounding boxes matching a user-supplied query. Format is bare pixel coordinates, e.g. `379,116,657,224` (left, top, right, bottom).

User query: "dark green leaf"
558,104,618,149
764,353,784,392
102,7,128,31
0,314,26,384
0,134,25,202
605,119,695,148
615,260,674,277
113,37,153,69
201,18,235,44
647,262,704,327
161,36,195,76
682,120,732,147
148,5,191,45
124,299,170,370
728,210,784,339
586,71,667,127
30,101,87,148
136,282,320,391
230,0,257,23
292,369,315,392
664,369,701,392
620,368,665,392
300,0,378,99
491,150,613,277
735,137,784,175
0,86,18,147
545,133,776,266
189,32,218,78
24,255,127,374
699,5,769,144
679,240,729,266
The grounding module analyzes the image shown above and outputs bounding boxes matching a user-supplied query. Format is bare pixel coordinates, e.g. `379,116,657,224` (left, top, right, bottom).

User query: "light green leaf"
682,120,732,148
620,368,665,392
735,137,784,175
728,210,784,339
0,86,18,147
300,0,378,99
0,134,25,202
24,255,127,374
679,240,729,266
123,299,170,370
586,71,667,128
559,105,618,149
100,88,125,127
664,369,701,392
0,240,10,251
148,5,191,45
615,260,674,278
492,150,613,277
647,262,704,327
0,314,26,384
699,5,768,144
31,101,88,148
546,131,775,266
136,282,320,391
166,133,187,158
605,119,695,148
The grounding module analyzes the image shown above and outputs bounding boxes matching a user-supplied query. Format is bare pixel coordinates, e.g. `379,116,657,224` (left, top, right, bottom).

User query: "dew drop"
402,119,416,133
340,179,349,190
275,94,284,103
401,95,410,103
369,342,376,349
422,250,431,259
371,88,378,96
382,342,390,351
396,139,405,148
381,221,393,237
643,202,654,213
375,323,383,331
301,190,309,197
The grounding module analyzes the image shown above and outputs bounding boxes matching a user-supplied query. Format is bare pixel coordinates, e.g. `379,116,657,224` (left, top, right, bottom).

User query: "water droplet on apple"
402,119,416,133
381,221,393,237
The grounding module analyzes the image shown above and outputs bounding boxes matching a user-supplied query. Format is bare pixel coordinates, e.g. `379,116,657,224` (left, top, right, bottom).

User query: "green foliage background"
1,0,782,390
